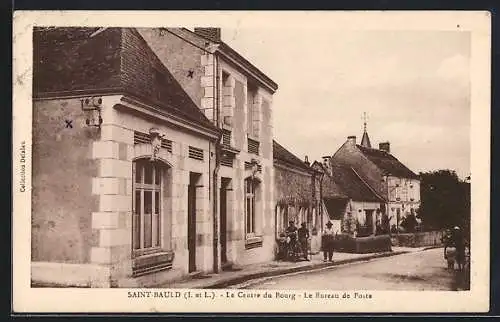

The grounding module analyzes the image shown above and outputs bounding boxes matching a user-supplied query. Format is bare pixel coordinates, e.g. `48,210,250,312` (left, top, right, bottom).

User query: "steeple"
360,112,372,148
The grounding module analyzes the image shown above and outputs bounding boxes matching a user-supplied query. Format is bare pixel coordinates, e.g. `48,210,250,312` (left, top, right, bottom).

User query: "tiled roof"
356,145,419,179
34,27,217,132
273,140,312,173
187,28,278,92
329,163,383,202
323,197,349,220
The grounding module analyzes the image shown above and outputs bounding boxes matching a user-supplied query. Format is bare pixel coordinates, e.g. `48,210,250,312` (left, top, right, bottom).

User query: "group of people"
282,220,337,262
284,221,311,261
443,226,468,271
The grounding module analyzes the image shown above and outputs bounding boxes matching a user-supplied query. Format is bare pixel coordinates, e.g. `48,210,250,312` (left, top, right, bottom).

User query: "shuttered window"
188,146,204,161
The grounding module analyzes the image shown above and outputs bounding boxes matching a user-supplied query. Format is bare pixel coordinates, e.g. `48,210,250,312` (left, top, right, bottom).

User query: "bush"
333,234,392,254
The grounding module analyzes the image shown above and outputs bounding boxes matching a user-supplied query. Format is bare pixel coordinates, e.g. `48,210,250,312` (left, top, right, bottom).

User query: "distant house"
311,160,384,238
330,128,421,232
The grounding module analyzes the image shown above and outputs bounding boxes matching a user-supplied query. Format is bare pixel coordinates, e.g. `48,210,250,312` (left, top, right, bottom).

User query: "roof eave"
216,43,278,93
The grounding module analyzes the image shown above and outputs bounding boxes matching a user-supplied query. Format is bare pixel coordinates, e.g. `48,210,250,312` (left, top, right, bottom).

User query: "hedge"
333,234,392,254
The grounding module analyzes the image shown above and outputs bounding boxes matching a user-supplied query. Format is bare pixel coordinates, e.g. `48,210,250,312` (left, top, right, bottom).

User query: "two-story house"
136,28,278,271
330,127,421,232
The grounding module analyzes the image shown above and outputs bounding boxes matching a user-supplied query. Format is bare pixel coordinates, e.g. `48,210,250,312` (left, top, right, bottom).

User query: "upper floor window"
247,137,260,155
247,82,259,138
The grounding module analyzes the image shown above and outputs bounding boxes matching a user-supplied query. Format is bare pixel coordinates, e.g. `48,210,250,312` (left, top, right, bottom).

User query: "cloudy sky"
221,29,471,179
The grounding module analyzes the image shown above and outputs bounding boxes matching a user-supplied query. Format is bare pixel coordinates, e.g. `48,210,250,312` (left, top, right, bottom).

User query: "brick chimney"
194,28,221,42
347,136,356,146
379,142,390,153
322,156,332,175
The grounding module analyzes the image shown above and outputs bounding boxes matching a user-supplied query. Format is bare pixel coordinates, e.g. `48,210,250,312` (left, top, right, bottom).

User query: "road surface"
234,248,460,291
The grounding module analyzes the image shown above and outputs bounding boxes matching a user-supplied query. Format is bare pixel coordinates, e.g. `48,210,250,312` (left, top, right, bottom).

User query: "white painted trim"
116,96,220,141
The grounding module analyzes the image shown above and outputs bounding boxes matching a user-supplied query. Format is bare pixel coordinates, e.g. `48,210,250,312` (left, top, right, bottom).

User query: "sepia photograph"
12,11,490,313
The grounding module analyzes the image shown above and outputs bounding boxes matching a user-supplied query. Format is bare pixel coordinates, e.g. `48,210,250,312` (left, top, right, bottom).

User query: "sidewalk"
163,247,431,289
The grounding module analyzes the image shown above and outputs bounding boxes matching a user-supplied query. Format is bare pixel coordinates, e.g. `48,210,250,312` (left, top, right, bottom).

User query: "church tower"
360,112,372,148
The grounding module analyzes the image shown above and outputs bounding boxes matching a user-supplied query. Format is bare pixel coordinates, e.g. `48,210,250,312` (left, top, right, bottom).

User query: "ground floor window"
306,207,313,230
133,159,164,254
245,177,260,237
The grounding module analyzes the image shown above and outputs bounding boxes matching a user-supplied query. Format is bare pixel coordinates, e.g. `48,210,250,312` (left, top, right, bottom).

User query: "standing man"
322,221,335,262
286,221,298,258
298,222,310,261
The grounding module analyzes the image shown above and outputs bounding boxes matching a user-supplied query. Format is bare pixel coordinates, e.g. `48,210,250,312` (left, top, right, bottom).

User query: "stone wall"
391,231,443,248
32,98,100,264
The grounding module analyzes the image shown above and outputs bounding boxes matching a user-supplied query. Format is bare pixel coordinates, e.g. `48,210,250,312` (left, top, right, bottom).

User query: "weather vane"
362,112,369,132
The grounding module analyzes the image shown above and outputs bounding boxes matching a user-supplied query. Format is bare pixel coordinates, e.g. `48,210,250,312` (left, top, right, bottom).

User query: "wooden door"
187,184,196,272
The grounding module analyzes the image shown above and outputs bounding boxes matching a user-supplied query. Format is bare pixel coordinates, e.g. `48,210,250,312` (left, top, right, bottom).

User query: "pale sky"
221,29,471,179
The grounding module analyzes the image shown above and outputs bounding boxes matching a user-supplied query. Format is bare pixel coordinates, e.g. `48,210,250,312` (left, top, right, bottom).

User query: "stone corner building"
31,27,277,287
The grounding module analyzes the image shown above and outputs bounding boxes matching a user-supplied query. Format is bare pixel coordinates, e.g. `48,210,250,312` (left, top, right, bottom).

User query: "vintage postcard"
12,11,491,313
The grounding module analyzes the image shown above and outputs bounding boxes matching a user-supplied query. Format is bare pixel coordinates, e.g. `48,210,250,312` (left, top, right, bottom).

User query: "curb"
202,250,408,289
422,245,443,251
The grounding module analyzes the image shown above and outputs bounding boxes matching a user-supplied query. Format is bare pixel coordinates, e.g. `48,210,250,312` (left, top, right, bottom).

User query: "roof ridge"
356,144,418,179
273,140,311,172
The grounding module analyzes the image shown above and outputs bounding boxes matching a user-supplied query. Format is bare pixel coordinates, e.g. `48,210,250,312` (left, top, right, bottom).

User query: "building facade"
135,28,278,270
30,26,278,288
273,141,318,252
330,129,421,231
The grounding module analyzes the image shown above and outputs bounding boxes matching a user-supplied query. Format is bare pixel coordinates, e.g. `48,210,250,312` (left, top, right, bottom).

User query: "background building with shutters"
136,27,278,270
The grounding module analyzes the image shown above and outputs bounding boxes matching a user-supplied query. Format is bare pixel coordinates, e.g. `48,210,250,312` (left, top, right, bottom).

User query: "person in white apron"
322,221,335,262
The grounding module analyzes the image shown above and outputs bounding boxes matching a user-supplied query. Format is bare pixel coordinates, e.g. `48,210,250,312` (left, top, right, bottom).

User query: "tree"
401,213,418,233
418,170,470,233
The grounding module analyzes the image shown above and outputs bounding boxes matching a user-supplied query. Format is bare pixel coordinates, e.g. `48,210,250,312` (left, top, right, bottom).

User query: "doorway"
365,209,374,235
220,178,231,265
188,172,201,273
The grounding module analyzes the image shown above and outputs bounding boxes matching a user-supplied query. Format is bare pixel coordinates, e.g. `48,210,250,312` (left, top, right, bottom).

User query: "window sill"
245,236,263,249
132,250,175,277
